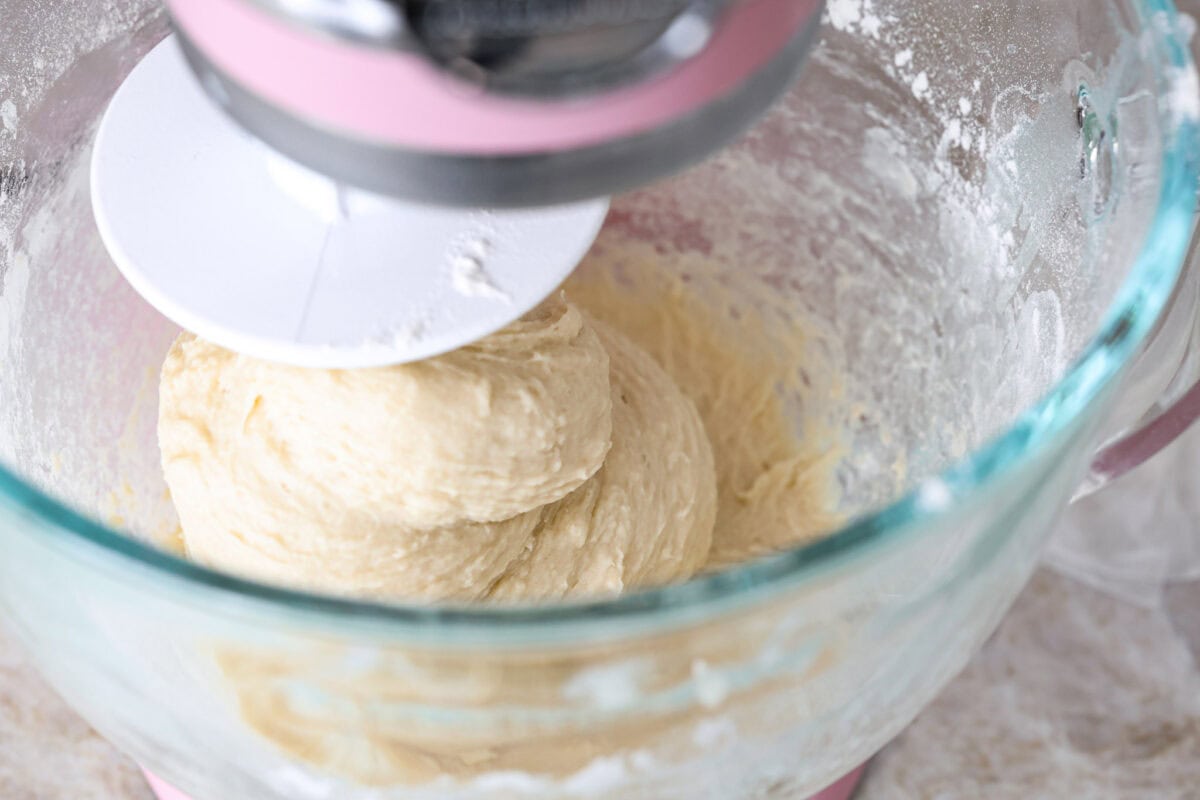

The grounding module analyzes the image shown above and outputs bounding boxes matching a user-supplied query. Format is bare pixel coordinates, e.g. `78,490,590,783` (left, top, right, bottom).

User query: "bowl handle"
1077,220,1200,498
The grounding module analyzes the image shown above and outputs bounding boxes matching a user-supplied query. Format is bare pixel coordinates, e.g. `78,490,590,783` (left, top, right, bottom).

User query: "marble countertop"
861,571,1200,799
0,631,154,799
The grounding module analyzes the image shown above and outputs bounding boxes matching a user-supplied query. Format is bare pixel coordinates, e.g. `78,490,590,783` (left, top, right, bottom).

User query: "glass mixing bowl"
1,1,1199,798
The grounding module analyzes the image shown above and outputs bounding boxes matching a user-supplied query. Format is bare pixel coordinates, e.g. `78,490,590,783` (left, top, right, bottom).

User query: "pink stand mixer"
1,0,1198,796
92,0,823,366
90,1,863,797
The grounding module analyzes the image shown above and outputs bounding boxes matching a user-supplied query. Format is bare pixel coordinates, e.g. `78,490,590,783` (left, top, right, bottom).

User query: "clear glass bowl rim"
0,0,1196,643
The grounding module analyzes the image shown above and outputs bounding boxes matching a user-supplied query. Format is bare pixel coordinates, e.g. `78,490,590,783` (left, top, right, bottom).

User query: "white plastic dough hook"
91,38,610,368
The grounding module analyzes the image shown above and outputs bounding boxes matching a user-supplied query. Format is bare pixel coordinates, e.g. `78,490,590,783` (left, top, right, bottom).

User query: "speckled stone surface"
856,419,1200,800
0,623,153,800
859,572,1200,800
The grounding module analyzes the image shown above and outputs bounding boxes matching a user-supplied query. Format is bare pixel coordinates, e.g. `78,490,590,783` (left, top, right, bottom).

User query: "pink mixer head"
91,0,828,367
163,0,826,205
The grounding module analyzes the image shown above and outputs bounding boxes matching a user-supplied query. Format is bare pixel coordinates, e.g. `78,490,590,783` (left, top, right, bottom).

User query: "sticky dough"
158,296,717,602
160,255,843,603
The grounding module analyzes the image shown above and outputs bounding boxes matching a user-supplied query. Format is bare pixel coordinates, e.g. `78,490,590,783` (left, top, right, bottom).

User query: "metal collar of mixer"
172,16,818,206
239,0,733,97
164,0,824,206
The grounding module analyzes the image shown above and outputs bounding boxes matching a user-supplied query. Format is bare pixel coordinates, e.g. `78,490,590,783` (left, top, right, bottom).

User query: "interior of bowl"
0,0,1195,621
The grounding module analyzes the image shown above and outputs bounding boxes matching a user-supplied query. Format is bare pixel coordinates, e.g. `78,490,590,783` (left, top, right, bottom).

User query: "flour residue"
825,0,883,38
448,233,510,302
0,100,17,134
450,253,509,302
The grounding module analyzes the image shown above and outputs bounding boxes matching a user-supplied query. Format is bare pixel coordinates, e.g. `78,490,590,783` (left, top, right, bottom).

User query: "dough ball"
159,297,716,602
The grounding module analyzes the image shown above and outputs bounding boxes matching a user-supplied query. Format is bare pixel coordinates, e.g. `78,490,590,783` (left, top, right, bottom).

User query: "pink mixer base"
143,764,866,799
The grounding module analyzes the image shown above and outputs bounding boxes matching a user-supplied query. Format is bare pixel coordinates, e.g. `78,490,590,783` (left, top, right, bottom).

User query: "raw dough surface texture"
159,296,717,601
